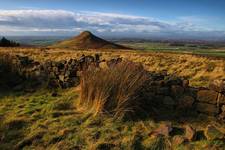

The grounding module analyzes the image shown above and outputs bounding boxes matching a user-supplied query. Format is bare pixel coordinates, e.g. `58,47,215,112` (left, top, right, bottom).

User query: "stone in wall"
219,105,225,122
217,93,225,105
209,79,225,94
197,90,218,104
171,85,184,98
177,95,195,109
195,102,219,115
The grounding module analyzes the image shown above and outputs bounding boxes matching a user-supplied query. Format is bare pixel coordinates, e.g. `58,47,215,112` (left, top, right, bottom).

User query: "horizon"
0,0,225,40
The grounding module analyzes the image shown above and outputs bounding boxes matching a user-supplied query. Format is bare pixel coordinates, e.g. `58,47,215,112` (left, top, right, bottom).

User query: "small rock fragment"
172,135,187,146
184,125,196,141
149,123,173,137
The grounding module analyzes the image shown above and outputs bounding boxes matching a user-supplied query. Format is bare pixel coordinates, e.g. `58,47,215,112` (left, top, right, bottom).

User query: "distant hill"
50,31,130,49
0,37,20,47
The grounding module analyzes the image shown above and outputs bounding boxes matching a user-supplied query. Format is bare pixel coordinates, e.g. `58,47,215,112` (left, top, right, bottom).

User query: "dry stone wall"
0,54,100,89
140,71,225,121
0,53,224,121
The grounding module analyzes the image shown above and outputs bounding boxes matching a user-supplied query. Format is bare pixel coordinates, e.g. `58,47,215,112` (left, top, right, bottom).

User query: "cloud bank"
0,9,224,39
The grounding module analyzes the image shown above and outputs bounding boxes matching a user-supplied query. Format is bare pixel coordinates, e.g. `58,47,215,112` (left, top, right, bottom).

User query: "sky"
0,0,225,40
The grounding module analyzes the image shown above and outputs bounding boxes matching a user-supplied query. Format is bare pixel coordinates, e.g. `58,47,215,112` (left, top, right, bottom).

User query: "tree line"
0,37,20,47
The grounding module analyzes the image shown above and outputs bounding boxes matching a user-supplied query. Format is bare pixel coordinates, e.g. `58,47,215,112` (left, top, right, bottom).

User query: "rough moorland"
0,48,225,149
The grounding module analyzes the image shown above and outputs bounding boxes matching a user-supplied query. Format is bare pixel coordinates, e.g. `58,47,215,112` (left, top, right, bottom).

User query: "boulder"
217,93,225,104
65,71,70,77
70,59,78,66
157,87,170,95
163,96,176,107
62,82,70,89
150,73,165,81
222,105,225,112
204,125,224,140
70,77,80,87
95,54,100,62
197,90,218,104
13,84,24,91
59,75,65,82
182,80,189,88
218,111,225,122
52,67,58,72
57,62,65,70
209,80,225,93
196,103,219,115
165,77,183,86
178,95,195,109
185,87,198,99
84,55,95,63
34,70,41,77
106,58,122,68
219,105,225,121
99,62,108,69
149,80,163,86
171,85,184,97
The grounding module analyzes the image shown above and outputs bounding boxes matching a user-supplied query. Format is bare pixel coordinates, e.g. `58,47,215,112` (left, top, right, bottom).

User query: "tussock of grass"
78,61,148,119
3,118,28,130
142,135,171,150
53,101,73,111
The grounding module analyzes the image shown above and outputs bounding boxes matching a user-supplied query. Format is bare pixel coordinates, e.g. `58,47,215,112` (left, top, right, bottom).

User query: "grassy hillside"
0,48,225,149
50,31,129,50
1,88,224,149
1,48,224,87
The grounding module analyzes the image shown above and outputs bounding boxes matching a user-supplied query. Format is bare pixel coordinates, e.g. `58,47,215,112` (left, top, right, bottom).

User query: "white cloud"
0,9,224,38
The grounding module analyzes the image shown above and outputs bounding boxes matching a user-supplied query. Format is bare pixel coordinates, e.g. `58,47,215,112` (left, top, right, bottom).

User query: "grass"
1,47,225,87
0,47,225,149
78,61,148,120
118,41,225,58
0,88,224,149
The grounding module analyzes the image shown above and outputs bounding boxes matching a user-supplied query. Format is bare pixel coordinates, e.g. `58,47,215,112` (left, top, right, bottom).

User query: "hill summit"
50,31,130,49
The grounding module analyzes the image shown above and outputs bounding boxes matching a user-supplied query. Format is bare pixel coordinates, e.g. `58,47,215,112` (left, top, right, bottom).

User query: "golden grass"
1,47,225,87
0,87,224,149
77,61,148,119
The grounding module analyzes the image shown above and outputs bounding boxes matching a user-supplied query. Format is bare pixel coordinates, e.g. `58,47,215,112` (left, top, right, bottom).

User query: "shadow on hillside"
134,107,206,124
0,65,42,99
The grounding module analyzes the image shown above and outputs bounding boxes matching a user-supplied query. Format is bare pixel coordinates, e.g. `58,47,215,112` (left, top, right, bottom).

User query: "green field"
118,41,225,58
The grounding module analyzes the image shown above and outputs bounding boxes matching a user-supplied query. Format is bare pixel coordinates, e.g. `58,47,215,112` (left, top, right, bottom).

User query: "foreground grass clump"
78,61,148,119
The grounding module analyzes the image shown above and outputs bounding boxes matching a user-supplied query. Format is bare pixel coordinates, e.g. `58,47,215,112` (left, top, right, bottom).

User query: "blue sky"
0,0,225,39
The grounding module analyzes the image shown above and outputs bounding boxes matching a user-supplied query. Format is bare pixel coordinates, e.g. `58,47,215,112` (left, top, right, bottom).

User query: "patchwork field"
118,41,225,58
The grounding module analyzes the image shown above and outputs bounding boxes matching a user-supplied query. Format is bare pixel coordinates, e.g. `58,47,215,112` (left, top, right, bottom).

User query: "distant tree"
0,37,20,47
169,42,185,47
